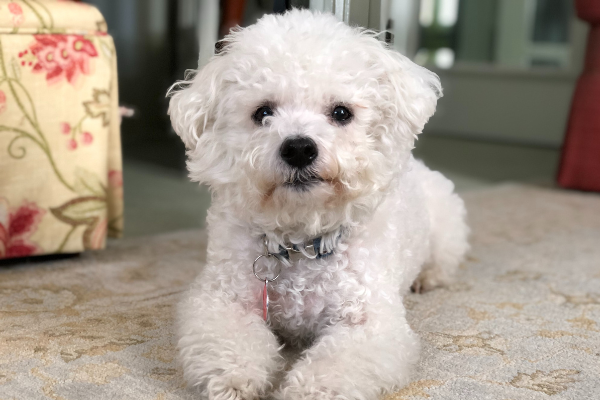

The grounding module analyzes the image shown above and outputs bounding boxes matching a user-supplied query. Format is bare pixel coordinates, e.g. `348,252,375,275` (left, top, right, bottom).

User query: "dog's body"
169,10,468,400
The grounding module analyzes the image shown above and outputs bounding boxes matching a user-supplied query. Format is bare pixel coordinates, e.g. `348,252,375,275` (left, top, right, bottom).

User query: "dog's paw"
274,385,337,400
273,368,341,400
411,268,449,293
196,374,267,400
206,386,255,400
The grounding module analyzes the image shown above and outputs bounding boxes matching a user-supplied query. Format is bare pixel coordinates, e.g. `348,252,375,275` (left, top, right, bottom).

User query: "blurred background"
86,0,586,237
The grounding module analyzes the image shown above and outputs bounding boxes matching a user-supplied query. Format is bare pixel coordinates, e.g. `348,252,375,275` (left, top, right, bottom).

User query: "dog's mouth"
282,172,323,191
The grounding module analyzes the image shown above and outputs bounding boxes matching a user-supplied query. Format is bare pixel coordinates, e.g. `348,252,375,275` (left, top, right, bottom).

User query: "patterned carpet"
1,185,599,399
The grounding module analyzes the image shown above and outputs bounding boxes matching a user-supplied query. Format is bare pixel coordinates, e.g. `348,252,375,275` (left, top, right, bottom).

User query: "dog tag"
262,279,269,321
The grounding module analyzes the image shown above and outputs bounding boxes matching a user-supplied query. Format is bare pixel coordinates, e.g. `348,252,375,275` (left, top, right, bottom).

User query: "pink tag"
262,280,269,322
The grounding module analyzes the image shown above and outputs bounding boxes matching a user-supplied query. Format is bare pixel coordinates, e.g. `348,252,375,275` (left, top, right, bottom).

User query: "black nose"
279,136,318,169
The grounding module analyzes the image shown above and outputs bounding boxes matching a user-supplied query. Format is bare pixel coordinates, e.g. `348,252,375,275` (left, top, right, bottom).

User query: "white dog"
168,9,468,400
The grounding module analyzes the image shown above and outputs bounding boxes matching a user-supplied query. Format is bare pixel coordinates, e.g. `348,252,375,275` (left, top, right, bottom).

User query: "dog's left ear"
167,55,228,150
373,45,442,137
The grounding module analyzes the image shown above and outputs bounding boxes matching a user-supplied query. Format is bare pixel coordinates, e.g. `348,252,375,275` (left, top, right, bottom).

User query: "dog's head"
169,10,441,236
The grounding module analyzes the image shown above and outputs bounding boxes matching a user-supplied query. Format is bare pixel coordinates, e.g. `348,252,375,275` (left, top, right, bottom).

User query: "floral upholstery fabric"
0,0,122,259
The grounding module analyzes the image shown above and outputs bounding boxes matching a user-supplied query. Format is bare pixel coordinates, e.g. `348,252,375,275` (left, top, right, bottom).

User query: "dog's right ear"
167,54,228,150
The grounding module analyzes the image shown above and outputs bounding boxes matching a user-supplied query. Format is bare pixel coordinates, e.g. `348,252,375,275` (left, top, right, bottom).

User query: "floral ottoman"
0,0,122,260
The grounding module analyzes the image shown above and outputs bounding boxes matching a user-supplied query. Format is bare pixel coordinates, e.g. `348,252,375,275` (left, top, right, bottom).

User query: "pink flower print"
108,170,123,188
81,131,93,145
0,198,45,259
29,35,98,85
67,138,78,150
8,2,22,14
108,170,124,200
18,49,34,67
8,2,24,26
60,122,71,134
0,90,6,114
89,218,107,250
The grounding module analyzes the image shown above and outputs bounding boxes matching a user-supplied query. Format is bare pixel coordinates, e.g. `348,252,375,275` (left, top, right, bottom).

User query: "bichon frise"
168,9,468,400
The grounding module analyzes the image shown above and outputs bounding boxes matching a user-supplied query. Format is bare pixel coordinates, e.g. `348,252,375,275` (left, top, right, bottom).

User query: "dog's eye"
331,106,352,124
252,106,274,125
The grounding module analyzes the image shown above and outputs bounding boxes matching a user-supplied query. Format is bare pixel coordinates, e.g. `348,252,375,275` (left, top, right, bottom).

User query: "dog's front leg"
178,279,282,400
276,301,419,400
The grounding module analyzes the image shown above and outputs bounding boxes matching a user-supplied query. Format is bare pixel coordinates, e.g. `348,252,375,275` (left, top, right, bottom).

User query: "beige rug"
1,185,599,400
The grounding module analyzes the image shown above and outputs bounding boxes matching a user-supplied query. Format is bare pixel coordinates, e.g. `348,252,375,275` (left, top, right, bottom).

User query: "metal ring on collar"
252,253,282,282
283,243,317,258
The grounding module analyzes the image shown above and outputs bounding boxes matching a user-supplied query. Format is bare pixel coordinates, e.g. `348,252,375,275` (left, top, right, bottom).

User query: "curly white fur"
168,9,469,400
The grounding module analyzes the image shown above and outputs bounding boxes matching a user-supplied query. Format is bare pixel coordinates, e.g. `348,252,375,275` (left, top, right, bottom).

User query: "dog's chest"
266,252,368,337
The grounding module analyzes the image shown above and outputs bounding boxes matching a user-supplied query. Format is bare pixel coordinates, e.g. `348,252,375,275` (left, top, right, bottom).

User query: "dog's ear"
167,55,228,150
373,45,442,138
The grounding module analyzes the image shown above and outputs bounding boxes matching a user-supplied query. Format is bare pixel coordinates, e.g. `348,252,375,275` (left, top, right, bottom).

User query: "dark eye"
252,105,274,124
331,106,352,124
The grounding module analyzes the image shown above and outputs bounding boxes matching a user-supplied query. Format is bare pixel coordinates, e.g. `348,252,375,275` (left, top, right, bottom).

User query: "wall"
422,2,589,148
426,67,580,147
